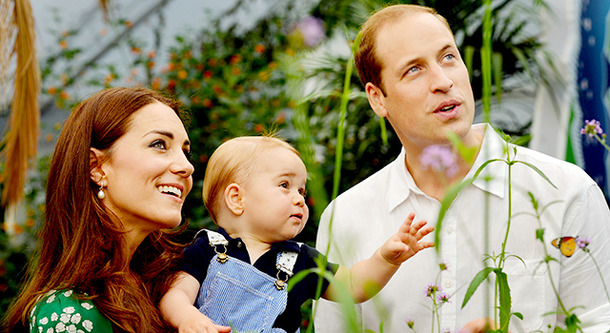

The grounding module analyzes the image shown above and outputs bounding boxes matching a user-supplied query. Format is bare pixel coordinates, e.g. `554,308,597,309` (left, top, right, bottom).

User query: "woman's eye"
183,149,193,161
150,140,166,149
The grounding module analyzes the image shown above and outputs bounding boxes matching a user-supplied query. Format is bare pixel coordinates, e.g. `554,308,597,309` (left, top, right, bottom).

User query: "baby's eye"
298,188,308,196
150,139,167,149
279,181,289,189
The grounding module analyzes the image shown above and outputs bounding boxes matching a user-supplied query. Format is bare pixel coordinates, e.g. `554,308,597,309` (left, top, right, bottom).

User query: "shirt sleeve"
559,183,610,330
29,290,113,333
180,232,215,284
299,243,340,300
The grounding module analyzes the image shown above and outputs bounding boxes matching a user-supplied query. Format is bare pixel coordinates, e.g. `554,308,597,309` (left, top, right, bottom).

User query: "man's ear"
224,183,244,216
365,82,388,118
89,148,106,184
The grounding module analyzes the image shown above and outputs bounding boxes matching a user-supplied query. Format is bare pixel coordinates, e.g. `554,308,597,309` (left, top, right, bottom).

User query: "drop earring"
97,181,105,200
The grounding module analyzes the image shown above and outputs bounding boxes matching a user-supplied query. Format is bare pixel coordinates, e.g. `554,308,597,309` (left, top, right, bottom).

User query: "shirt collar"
468,123,507,199
215,227,301,252
387,123,507,212
387,149,416,212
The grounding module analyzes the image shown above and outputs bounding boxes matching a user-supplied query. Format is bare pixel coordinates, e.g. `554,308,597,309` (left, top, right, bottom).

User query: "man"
314,4,610,332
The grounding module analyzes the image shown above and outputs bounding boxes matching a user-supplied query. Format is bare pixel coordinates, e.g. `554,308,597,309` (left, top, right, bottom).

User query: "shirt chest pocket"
502,259,547,332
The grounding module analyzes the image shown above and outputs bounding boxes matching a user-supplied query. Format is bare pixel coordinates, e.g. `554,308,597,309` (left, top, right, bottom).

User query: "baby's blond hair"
202,136,300,224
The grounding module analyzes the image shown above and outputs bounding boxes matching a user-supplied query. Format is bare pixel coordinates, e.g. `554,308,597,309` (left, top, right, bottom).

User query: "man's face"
367,12,476,149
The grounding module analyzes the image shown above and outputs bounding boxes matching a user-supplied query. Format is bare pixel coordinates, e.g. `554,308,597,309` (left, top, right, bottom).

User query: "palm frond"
0,0,15,110
1,0,41,207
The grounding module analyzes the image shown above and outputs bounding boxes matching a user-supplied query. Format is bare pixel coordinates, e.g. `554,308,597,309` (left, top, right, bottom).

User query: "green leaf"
497,271,512,332
535,228,545,242
435,178,474,251
527,191,538,211
564,313,582,333
462,267,494,309
514,161,557,189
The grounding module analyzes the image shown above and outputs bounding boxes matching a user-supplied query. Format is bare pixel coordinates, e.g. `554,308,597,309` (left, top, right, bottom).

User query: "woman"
2,87,194,332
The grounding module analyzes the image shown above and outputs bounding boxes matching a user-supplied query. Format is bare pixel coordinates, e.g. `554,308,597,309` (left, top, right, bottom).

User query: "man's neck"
404,128,484,201
405,153,473,200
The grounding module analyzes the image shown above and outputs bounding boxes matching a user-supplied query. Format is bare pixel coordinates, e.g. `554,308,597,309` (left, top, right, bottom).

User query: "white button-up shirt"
315,123,610,332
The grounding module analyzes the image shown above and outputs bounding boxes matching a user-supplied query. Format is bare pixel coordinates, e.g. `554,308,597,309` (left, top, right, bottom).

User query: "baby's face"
240,147,309,243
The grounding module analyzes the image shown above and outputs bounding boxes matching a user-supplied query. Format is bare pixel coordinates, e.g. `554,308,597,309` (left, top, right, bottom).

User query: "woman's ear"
365,82,388,118
89,148,106,183
224,183,244,216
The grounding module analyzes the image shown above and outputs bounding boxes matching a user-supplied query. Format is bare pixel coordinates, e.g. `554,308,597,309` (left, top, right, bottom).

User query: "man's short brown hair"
354,4,450,95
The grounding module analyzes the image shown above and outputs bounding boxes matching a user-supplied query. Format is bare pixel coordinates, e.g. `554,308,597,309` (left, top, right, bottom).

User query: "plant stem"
587,251,610,304
594,134,610,152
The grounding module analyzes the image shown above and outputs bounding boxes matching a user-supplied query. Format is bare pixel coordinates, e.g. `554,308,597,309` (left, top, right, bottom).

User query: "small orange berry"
254,44,266,53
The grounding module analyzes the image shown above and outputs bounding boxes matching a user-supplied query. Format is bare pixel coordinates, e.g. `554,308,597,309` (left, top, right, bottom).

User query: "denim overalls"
195,230,299,333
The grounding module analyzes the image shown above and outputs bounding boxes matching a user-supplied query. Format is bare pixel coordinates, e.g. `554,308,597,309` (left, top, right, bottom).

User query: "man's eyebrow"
396,43,458,78
438,43,457,55
396,56,421,79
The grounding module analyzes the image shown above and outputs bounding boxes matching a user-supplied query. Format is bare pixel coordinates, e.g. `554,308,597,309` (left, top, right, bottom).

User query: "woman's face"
99,102,194,236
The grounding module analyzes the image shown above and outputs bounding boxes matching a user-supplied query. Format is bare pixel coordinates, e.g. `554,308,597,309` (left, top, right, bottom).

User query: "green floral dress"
29,289,113,333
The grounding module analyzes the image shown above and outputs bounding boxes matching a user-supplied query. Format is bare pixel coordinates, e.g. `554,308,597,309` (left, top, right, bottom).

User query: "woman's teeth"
157,185,181,197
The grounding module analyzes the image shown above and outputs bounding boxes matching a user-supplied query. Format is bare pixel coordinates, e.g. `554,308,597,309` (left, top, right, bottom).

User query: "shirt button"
237,241,242,247
446,227,454,234
445,280,452,288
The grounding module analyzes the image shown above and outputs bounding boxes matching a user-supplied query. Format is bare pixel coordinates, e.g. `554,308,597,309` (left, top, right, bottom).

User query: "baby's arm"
323,212,434,303
159,271,231,333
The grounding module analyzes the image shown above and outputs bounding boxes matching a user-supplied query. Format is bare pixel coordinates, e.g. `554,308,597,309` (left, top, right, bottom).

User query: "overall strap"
204,229,229,263
274,243,301,290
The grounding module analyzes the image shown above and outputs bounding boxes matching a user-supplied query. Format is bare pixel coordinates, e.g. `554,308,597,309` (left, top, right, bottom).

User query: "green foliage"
2,0,551,328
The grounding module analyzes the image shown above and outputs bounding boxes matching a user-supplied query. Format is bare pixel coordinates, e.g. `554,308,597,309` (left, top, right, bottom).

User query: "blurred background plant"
0,0,564,327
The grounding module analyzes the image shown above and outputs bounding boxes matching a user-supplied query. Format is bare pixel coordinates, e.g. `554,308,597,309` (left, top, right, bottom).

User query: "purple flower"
576,236,591,250
405,317,415,329
437,291,451,303
424,283,440,298
419,145,459,178
580,119,604,137
295,17,325,47
441,328,451,333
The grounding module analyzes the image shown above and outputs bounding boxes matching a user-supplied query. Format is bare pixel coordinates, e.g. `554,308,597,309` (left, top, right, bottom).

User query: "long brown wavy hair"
2,87,188,332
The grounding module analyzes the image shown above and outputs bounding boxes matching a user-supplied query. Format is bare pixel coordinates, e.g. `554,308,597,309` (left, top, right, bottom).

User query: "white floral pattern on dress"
29,290,112,333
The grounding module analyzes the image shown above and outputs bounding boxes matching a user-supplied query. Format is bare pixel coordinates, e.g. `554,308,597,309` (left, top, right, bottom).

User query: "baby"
159,136,434,333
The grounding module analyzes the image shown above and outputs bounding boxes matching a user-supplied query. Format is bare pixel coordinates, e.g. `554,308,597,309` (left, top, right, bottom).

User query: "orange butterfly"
551,236,577,257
